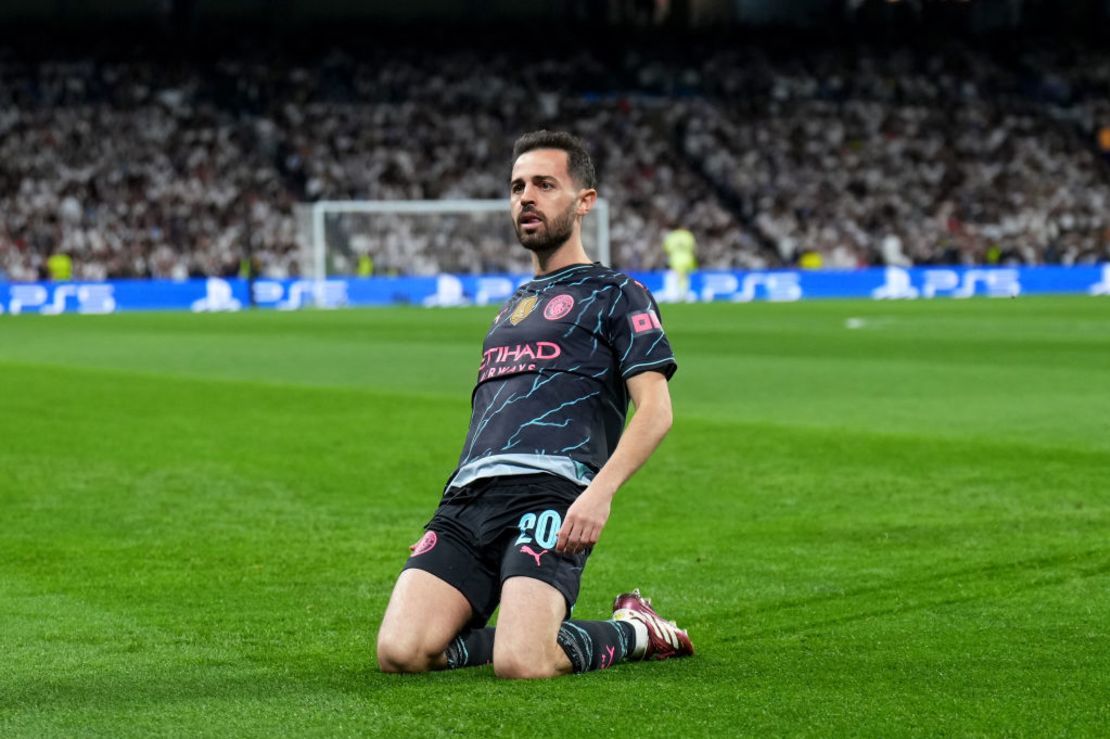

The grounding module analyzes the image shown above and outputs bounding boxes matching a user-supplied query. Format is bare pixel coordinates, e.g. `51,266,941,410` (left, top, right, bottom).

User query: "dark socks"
557,619,636,672
445,627,495,669
444,619,636,673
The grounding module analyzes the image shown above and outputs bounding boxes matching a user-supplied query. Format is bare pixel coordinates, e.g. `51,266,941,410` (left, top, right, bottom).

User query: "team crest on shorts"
509,295,539,325
543,294,575,320
411,531,437,556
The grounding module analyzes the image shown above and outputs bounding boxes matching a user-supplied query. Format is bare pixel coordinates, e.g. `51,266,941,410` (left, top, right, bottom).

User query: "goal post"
295,198,611,279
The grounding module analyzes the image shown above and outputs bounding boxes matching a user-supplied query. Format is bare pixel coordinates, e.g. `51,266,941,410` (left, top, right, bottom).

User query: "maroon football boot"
611,589,695,660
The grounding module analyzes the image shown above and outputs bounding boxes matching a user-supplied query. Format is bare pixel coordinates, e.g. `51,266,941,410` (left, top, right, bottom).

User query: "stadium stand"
0,39,1107,280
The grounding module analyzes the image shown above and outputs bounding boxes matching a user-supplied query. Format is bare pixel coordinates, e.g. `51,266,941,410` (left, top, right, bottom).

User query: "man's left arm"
555,371,673,554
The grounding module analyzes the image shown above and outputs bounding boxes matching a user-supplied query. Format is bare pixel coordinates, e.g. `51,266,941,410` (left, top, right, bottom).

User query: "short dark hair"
511,130,597,190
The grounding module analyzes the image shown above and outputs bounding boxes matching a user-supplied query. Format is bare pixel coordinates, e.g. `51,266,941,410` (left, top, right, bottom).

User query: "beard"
514,201,577,254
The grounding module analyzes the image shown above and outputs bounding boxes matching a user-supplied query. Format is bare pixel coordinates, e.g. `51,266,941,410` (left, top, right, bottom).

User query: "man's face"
510,149,583,254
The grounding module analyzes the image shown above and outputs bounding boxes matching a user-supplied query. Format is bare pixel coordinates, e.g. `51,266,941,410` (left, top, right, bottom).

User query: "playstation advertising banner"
1,265,1108,315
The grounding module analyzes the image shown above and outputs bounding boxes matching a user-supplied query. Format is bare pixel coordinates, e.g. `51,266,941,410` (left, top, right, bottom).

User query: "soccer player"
662,225,697,302
376,130,693,679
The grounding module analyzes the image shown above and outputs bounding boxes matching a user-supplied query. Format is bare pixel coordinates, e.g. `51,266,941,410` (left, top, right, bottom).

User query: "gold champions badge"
509,295,540,326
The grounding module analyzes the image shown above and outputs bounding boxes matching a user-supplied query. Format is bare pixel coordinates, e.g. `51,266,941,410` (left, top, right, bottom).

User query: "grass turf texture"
1,296,1108,737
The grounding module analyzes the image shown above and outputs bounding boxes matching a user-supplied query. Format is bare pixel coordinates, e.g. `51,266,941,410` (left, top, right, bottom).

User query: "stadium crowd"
682,44,1110,268
1,40,1107,281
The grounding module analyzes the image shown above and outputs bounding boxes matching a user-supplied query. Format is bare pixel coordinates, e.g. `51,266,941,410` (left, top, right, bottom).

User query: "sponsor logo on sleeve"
629,309,663,335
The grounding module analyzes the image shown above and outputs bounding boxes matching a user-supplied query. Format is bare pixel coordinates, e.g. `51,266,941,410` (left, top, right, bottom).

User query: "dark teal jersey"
446,263,677,492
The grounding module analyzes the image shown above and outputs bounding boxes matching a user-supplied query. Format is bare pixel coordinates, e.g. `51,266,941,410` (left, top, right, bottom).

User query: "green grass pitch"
1,296,1108,737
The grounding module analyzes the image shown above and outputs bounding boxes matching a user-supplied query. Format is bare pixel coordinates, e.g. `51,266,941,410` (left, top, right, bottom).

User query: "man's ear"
577,188,598,217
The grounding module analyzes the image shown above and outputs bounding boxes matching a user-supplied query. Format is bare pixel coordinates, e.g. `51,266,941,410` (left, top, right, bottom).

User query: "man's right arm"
554,370,672,554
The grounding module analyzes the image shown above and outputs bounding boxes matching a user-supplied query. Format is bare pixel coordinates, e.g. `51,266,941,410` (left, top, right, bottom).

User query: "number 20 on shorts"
514,510,561,550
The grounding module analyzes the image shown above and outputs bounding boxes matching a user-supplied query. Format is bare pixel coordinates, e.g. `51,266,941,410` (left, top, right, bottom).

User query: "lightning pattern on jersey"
444,263,677,493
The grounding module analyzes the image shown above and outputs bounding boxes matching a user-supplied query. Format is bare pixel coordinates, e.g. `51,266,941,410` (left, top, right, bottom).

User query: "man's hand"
555,486,613,554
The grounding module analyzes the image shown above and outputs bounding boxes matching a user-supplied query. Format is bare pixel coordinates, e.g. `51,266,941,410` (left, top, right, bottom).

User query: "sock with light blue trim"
445,627,495,669
556,619,636,673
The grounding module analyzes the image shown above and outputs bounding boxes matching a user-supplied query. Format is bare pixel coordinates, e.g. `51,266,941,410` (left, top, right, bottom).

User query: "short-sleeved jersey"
445,262,677,494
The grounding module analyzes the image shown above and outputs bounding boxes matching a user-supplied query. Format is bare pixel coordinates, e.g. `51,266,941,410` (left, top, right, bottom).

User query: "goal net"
294,199,611,279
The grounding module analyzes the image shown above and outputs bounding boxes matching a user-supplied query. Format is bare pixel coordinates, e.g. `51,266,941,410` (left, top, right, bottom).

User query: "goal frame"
300,198,611,279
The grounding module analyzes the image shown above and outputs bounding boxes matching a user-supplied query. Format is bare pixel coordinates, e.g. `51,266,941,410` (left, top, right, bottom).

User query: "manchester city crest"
509,295,539,325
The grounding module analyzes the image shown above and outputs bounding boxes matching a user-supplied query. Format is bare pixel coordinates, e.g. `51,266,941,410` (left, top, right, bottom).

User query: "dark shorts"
402,474,590,627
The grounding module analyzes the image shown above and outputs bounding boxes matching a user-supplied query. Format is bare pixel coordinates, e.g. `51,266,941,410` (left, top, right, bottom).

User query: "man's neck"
532,239,592,276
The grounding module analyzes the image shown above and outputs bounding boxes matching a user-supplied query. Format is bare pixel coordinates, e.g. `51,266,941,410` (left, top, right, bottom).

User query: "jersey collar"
530,262,598,284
